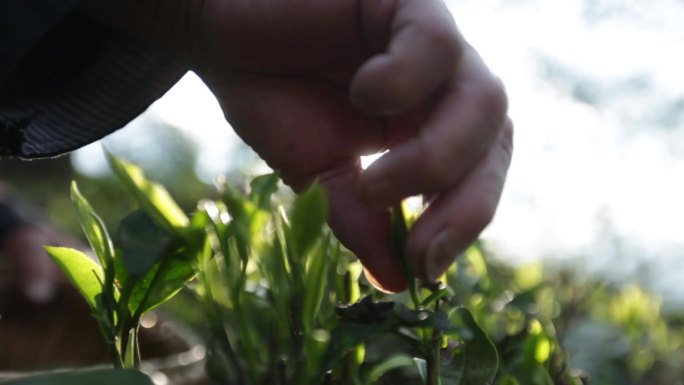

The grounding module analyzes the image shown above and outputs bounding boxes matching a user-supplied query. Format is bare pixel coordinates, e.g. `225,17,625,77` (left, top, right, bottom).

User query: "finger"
351,0,462,115
216,76,385,178
358,45,508,208
315,163,407,293
216,77,407,292
406,119,514,282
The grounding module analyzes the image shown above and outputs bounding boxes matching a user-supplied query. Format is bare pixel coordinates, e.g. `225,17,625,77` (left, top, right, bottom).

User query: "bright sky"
72,0,684,304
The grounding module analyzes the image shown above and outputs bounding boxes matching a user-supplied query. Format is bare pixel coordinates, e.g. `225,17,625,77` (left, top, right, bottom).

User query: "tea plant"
42,155,198,371
9,155,587,385
191,174,504,385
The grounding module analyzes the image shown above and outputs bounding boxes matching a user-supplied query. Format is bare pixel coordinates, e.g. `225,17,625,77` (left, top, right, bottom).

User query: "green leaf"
5,369,153,385
124,328,138,369
126,250,196,315
365,354,415,384
336,298,452,331
70,182,115,270
115,210,174,277
186,208,211,253
107,153,189,232
323,323,388,371
249,173,279,210
394,302,452,331
44,247,104,309
222,186,270,264
335,297,396,324
289,182,328,258
413,358,428,383
446,308,499,385
110,211,195,316
499,374,522,385
302,232,331,332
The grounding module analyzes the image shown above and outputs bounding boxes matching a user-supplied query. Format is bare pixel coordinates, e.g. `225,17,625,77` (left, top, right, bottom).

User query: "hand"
2,224,80,303
188,0,513,292
84,0,513,292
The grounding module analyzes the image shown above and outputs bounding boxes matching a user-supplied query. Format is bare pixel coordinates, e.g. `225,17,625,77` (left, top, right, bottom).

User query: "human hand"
83,0,512,292
188,0,513,292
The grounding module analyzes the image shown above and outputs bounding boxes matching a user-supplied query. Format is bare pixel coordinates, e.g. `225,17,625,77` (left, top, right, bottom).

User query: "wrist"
77,0,205,67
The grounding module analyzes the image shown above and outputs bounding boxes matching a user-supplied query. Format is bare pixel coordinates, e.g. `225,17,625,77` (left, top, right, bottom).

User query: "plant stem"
96,317,124,369
232,260,260,384
410,278,422,310
426,301,443,385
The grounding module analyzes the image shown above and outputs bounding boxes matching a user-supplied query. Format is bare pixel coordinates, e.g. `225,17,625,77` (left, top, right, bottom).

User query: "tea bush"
8,156,683,385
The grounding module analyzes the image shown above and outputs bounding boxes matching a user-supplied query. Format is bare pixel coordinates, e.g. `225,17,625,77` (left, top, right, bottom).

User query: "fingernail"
425,229,464,282
25,280,57,304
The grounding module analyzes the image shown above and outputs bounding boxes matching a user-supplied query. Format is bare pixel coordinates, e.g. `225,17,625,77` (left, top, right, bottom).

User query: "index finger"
351,0,462,115
358,45,508,208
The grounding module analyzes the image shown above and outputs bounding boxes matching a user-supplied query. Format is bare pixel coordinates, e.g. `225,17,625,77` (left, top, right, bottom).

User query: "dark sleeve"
0,1,186,159
0,0,78,81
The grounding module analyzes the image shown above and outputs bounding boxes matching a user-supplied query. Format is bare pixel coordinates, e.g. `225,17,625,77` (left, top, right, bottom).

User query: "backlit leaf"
289,182,327,258
70,182,114,270
107,153,189,232
44,247,104,309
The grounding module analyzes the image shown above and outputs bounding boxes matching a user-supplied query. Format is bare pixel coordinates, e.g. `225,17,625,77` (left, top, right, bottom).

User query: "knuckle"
418,21,460,56
468,193,499,233
383,67,415,112
420,139,458,185
461,76,508,137
480,77,509,122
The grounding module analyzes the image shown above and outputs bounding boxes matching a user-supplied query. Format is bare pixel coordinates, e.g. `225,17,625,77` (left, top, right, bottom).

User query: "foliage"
44,156,198,372
29,156,684,384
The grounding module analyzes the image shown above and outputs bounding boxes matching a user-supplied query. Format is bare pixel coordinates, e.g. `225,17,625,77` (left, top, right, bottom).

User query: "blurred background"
1,0,683,384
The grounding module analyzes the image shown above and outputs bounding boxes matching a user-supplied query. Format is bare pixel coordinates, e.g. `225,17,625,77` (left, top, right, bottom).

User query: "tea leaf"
323,323,388,370
335,297,395,324
499,374,522,385
365,354,415,383
107,153,189,232
222,187,270,264
394,303,452,331
4,369,153,385
116,210,174,277
289,182,328,258
446,307,499,385
302,232,331,332
112,211,195,315
336,298,452,331
70,182,114,270
249,173,279,210
414,358,428,382
124,328,138,369
44,247,104,309
127,250,196,315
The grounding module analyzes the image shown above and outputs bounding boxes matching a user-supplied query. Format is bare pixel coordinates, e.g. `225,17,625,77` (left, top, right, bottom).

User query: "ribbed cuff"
0,10,186,158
